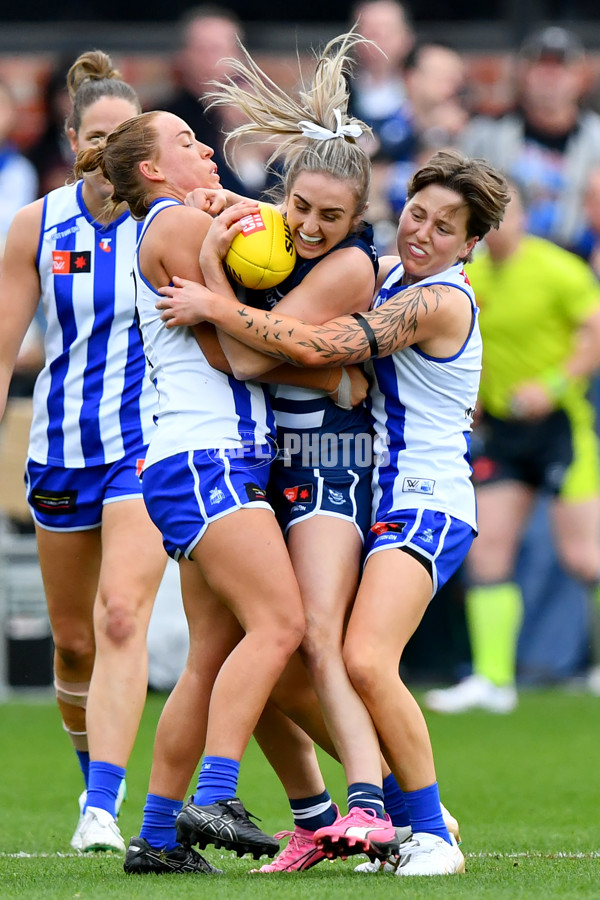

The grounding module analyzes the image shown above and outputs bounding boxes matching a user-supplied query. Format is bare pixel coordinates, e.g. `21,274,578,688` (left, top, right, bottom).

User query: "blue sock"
383,773,411,827
403,782,451,844
76,750,90,789
290,790,337,831
139,793,183,852
347,782,385,819
85,761,126,818
193,755,240,806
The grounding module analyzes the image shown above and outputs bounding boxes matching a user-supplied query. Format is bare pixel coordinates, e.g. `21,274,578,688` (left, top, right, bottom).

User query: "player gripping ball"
224,203,296,290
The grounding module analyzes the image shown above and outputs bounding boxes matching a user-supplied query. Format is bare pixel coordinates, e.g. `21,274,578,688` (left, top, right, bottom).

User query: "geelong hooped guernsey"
244,223,378,438
369,261,481,531
134,199,274,469
30,181,155,467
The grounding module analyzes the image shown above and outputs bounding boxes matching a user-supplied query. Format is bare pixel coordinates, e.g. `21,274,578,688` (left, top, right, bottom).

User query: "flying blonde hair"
205,30,374,215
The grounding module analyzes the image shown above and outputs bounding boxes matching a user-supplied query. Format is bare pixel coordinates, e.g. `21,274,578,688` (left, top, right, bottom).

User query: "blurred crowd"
3,0,600,697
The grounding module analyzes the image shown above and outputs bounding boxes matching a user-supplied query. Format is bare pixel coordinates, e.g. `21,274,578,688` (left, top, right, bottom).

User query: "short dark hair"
407,149,510,258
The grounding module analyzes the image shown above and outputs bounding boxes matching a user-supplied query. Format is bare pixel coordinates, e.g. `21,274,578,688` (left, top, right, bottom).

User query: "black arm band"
351,312,379,358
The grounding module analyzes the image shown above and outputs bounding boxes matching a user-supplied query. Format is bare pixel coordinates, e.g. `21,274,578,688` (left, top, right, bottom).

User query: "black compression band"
351,312,379,358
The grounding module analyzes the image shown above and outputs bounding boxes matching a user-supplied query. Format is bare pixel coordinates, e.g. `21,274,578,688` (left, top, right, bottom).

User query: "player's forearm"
205,293,373,368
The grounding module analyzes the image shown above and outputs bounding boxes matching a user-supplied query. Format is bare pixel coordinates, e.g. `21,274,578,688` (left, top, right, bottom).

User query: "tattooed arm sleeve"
204,281,451,367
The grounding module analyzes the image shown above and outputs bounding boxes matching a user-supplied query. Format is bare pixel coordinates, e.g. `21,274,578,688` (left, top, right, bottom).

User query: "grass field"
1,686,598,899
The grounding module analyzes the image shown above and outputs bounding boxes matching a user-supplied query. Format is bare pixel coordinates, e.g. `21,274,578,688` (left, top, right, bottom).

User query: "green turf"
1,687,598,898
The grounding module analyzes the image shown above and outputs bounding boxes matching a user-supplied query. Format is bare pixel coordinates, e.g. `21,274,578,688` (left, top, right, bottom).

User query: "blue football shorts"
364,507,476,598
268,459,373,541
25,444,148,532
142,447,274,560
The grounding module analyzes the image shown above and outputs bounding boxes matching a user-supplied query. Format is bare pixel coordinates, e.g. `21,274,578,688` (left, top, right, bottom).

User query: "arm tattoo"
232,283,450,365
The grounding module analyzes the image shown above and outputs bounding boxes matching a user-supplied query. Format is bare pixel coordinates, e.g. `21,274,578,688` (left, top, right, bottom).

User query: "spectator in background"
460,25,600,256
164,4,274,198
424,184,600,714
0,79,43,406
27,57,75,196
382,43,470,232
348,0,414,163
581,164,600,277
0,80,38,252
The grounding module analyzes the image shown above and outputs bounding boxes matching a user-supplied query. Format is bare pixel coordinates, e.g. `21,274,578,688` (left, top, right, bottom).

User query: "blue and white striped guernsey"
369,261,481,531
29,181,156,467
134,198,275,469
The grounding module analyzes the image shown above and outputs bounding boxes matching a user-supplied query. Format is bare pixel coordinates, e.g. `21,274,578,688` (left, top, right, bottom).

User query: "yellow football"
224,203,296,290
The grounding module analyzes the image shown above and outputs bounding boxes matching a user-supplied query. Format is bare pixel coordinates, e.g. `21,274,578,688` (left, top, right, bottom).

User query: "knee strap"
54,678,89,709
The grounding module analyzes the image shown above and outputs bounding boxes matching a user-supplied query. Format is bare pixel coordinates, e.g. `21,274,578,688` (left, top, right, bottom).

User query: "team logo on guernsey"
402,477,435,495
284,484,313,504
99,237,112,253
52,250,91,274
371,521,406,536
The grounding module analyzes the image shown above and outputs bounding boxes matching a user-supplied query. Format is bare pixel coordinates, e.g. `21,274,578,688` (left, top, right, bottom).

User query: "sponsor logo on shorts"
371,521,406,536
52,250,91,274
284,484,313,504
30,489,78,514
291,504,307,512
245,482,268,502
136,458,145,479
402,477,435,495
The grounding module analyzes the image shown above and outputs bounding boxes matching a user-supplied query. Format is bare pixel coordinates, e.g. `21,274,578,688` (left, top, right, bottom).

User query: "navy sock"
76,750,90,789
347,782,385,819
193,755,240,806
290,790,337,831
85,761,126,818
403,782,451,844
383,773,411,827
139,793,182,852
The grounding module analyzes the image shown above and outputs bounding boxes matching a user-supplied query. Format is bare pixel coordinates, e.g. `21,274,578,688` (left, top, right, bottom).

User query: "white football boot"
77,807,126,853
424,674,517,714
354,803,461,874
71,779,127,851
396,832,465,876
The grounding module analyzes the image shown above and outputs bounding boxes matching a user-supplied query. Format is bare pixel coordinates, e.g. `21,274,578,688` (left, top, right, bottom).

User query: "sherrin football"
224,203,296,290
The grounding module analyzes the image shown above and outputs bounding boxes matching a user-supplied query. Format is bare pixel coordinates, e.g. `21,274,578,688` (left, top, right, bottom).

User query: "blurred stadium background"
1,1,600,152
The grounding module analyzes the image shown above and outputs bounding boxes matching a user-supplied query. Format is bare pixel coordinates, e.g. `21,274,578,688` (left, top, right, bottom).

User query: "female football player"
0,51,166,853
158,146,510,876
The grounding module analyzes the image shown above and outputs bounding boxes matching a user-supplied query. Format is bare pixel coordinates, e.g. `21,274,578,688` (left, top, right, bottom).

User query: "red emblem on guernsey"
99,238,112,253
239,211,266,237
52,250,91,274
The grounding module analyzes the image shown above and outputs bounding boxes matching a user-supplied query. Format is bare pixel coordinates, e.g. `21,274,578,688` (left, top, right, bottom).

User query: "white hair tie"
298,108,363,142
